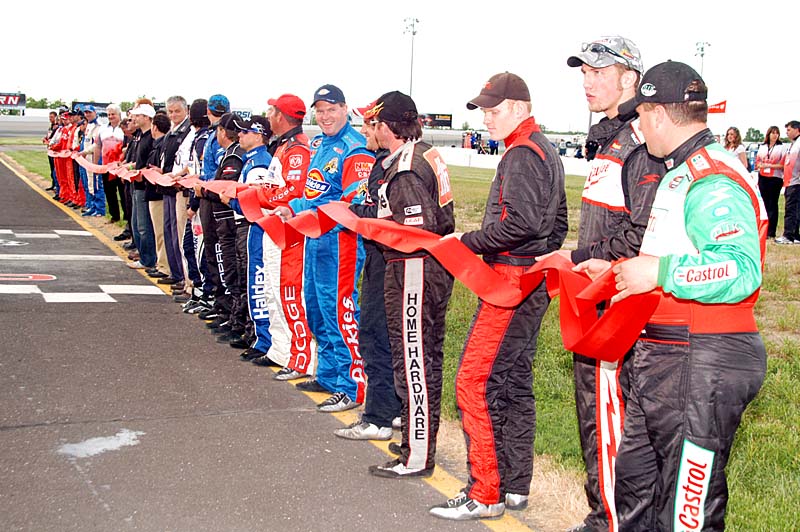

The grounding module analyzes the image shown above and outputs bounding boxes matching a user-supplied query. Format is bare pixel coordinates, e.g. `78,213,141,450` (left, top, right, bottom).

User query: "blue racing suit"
288,122,374,403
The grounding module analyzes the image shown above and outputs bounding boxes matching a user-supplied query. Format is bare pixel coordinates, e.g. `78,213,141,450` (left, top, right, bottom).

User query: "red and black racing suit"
458,117,567,504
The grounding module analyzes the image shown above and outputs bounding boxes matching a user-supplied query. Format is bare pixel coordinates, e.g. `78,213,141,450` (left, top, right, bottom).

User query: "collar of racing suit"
586,99,638,146
503,116,540,149
663,128,716,170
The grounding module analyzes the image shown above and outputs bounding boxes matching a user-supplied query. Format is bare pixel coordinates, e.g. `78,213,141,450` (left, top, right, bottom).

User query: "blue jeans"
131,188,156,268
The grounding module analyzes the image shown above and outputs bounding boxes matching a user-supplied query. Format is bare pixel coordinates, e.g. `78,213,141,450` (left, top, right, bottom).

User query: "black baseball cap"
218,113,238,131
233,114,271,136
627,61,707,110
365,91,418,123
466,72,530,110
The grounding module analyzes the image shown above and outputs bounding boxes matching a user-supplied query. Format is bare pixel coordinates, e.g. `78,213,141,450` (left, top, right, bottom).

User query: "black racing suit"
378,140,455,470
458,117,567,504
202,142,244,318
349,149,401,429
570,106,665,531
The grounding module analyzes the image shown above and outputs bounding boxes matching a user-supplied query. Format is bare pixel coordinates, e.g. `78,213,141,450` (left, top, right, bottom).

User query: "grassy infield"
5,147,798,530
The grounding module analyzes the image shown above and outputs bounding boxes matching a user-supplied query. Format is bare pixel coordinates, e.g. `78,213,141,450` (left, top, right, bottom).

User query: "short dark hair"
153,113,171,134
786,120,800,129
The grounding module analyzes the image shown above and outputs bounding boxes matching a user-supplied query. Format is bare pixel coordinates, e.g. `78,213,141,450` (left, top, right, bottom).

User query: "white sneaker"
505,493,528,510
273,367,305,381
392,416,401,429
317,392,360,412
429,496,505,520
334,421,392,440
127,260,145,269
774,236,793,244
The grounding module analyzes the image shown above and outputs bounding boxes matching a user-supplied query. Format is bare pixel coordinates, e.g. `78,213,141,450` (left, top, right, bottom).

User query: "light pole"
404,17,419,96
695,41,710,76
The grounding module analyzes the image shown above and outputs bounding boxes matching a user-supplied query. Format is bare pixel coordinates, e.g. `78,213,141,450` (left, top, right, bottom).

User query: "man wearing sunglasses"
554,36,666,532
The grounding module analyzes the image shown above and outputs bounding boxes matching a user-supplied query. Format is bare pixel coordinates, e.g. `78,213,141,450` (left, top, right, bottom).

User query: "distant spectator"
776,121,800,244
488,138,499,155
755,126,785,238
724,126,748,168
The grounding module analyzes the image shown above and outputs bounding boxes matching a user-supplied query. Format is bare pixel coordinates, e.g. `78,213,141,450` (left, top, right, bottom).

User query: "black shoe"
113,231,130,241
148,270,168,279
205,317,228,330
239,347,265,360
388,442,402,456
295,379,328,393
45,186,55,191
216,331,240,343
198,308,220,320
157,277,179,285
368,459,434,478
123,241,136,251
229,336,249,349
173,293,191,303
53,195,61,201
252,354,280,367
212,324,232,335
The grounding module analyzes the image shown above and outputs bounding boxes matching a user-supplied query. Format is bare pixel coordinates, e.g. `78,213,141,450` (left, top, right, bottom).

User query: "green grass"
0,136,42,145
4,150,52,178
5,155,797,529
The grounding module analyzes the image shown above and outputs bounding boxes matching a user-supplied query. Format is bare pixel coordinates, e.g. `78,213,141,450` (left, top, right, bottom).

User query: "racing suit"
570,107,665,531
79,117,105,215
614,130,767,531
287,122,374,403
378,140,455,470
457,116,567,505
236,126,316,371
348,149,401,429
56,122,76,204
205,141,245,319
199,125,225,304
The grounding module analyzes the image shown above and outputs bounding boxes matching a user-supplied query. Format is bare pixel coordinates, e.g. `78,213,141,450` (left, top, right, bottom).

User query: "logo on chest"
304,169,331,199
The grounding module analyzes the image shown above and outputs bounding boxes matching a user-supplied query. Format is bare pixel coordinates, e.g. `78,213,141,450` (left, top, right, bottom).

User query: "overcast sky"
3,0,797,136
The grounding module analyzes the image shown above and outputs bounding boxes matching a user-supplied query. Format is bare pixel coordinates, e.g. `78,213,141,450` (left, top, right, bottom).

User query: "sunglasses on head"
582,42,630,66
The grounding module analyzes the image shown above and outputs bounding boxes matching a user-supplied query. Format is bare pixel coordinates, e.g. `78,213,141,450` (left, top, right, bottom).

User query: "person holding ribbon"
575,61,767,531
429,72,567,520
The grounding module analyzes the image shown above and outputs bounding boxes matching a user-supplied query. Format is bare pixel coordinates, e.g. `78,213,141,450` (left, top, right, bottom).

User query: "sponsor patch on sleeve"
710,222,744,241
403,216,424,226
673,260,738,286
404,205,422,216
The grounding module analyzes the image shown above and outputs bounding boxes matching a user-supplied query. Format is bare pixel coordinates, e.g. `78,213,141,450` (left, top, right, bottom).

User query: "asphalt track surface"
0,159,536,531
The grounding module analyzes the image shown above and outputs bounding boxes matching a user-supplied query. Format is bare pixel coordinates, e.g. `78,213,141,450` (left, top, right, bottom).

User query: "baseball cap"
83,105,96,113
466,72,530,110
354,99,379,119
268,94,306,119
628,61,707,109
363,91,418,123
218,113,239,131
208,94,230,114
567,36,643,74
129,104,156,118
312,84,346,106
190,99,208,121
233,114,271,136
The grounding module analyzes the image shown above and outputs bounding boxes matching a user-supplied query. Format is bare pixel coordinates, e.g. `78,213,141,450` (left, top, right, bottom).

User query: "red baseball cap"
267,94,306,120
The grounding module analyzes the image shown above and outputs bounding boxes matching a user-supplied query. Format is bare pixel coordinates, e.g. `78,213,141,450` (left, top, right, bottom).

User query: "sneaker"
774,235,793,244
431,491,468,509
369,458,434,478
216,331,241,343
505,493,528,511
81,209,96,217
388,442,402,456
211,323,232,335
184,299,210,314
239,347,265,360
334,421,392,441
317,392,360,413
228,336,249,349
206,317,229,330
295,379,328,393
198,308,220,320
429,497,504,521
252,354,279,367
392,416,401,430
122,241,137,251
127,260,146,269
273,367,306,381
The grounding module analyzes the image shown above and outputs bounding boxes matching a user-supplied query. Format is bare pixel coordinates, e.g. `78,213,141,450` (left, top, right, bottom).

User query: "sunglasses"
582,42,631,67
